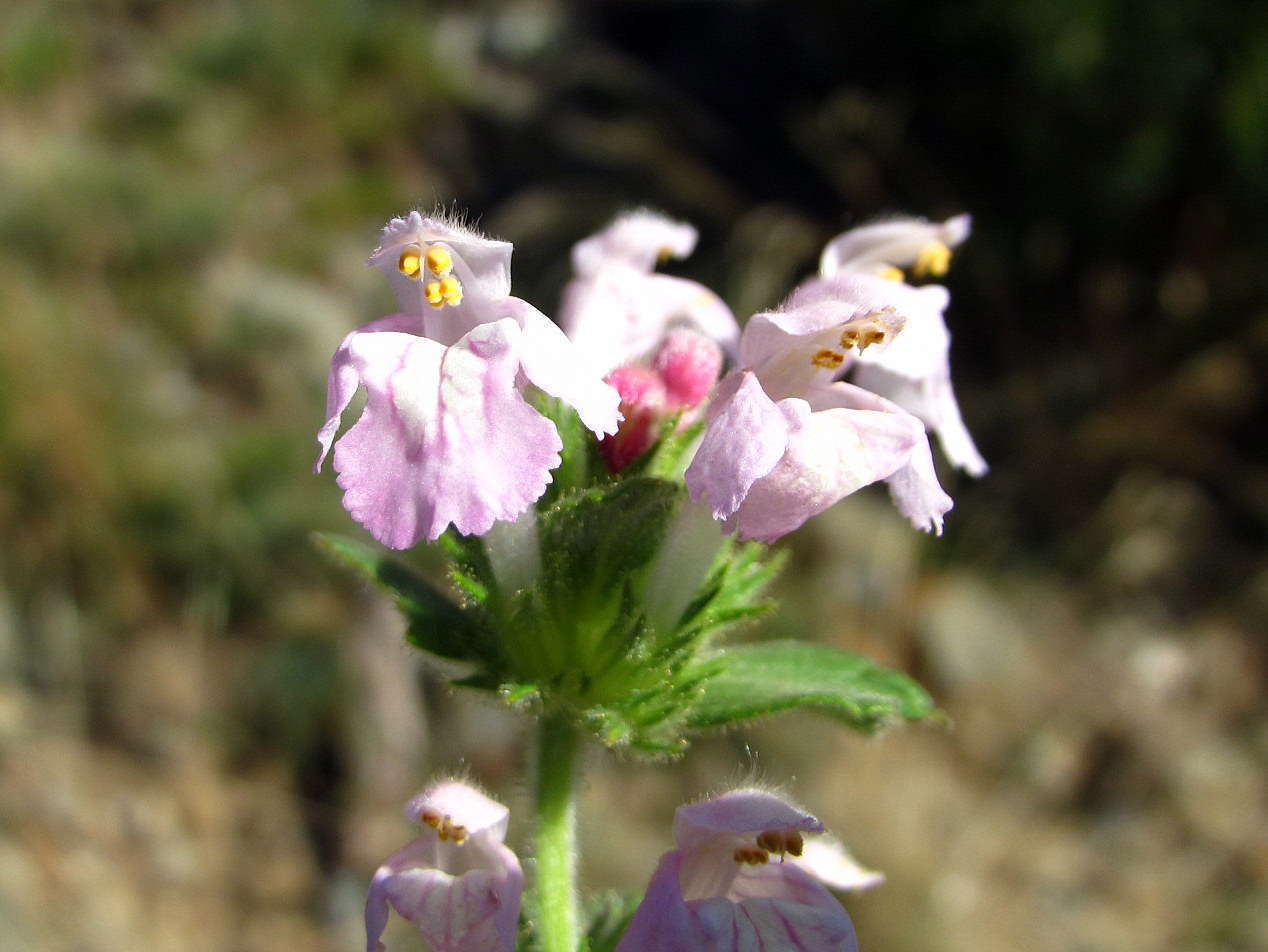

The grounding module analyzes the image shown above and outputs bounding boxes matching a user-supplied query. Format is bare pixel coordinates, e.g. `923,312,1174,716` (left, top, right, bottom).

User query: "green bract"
316,402,937,755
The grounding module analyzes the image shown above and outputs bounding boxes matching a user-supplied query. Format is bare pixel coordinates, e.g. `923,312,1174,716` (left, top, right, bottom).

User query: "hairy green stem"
534,712,580,952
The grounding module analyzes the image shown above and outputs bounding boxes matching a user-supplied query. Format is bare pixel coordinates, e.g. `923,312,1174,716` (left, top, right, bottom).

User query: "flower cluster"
369,782,879,952
318,209,981,545
317,206,983,952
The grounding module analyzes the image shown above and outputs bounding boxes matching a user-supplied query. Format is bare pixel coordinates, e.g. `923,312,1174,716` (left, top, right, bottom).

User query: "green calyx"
316,401,938,754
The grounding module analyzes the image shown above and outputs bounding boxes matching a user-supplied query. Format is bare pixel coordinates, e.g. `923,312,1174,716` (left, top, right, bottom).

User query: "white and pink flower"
616,789,878,952
812,213,987,476
686,276,953,541
316,213,621,548
365,781,523,952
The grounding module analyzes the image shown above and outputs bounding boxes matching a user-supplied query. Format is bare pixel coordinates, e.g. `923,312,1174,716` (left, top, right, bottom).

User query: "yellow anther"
425,280,445,308
859,328,887,351
733,846,771,866
756,831,783,853
840,328,860,349
912,241,951,278
398,246,424,279
425,245,453,278
657,245,675,264
877,265,905,282
439,274,463,306
756,829,805,860
446,823,468,844
420,809,442,829
812,348,846,370
784,832,804,857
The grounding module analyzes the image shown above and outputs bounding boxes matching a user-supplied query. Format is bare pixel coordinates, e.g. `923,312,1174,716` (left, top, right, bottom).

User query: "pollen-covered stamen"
756,829,806,861
425,245,453,279
445,822,468,844
420,808,442,829
839,306,905,354
912,241,952,278
812,349,846,370
398,245,424,280
439,274,463,306
425,280,445,308
876,265,905,282
733,846,771,866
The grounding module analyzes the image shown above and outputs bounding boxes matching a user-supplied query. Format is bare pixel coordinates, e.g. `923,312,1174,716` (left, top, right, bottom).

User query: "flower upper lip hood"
616,789,876,952
561,210,740,375
370,211,514,328
365,780,523,952
570,209,699,276
819,213,971,280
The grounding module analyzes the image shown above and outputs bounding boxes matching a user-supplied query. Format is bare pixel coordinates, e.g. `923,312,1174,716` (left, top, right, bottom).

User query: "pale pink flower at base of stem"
616,789,879,952
365,781,523,952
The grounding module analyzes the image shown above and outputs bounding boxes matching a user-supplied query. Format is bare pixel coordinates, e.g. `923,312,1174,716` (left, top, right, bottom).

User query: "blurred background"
1,1,1265,949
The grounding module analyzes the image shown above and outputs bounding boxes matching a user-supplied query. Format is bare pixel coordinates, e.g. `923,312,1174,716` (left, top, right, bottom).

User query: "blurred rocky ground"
1,2,1264,950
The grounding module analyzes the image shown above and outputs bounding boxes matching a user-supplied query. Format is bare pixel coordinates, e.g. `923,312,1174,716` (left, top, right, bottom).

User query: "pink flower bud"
601,365,668,472
652,328,724,409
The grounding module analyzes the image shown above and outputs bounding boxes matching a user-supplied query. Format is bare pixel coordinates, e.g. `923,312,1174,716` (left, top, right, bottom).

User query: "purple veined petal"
619,790,859,952
315,313,423,472
725,395,923,542
703,862,859,952
807,382,953,533
368,211,515,328
365,782,523,952
819,213,972,278
570,209,698,277
498,296,623,436
561,267,738,375
332,318,563,548
614,851,705,952
685,371,791,521
852,362,988,476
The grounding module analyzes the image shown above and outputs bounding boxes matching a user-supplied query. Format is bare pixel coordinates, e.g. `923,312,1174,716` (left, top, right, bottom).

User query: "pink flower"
685,277,953,541
365,781,523,952
560,210,739,375
616,789,876,952
316,213,621,548
812,214,987,476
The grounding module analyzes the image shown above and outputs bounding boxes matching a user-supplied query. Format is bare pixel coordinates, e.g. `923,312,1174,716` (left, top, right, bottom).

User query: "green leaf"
437,528,496,605
314,532,490,663
686,641,937,733
674,540,785,643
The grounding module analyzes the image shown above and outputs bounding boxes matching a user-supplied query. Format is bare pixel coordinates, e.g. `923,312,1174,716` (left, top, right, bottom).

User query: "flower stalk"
533,712,581,952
